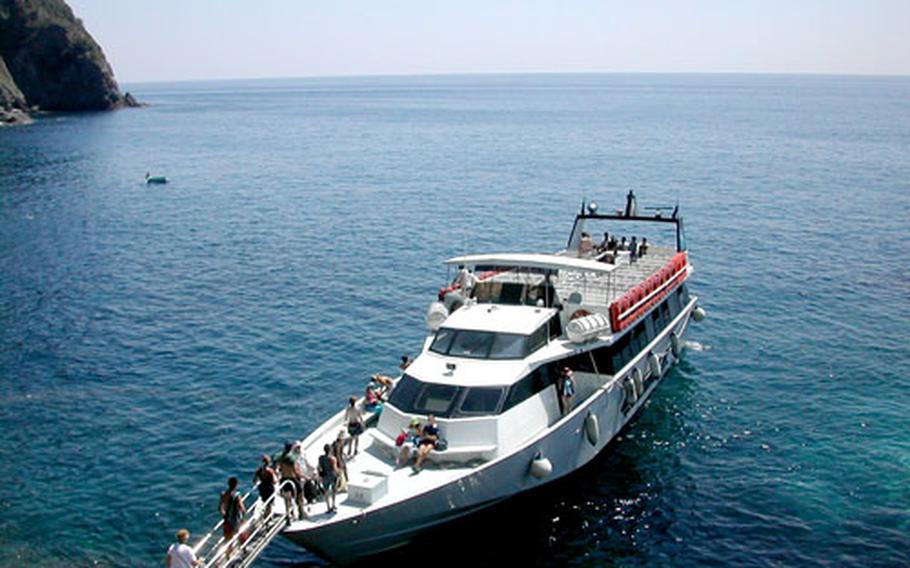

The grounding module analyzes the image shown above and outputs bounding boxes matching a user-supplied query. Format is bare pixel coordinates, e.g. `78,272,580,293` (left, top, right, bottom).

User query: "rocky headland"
0,0,137,125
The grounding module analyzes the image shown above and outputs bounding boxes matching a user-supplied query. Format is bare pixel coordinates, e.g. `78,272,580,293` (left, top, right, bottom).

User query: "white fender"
426,301,448,331
693,306,707,322
623,376,638,406
632,367,644,398
649,353,662,378
584,412,599,446
529,453,553,479
670,332,680,357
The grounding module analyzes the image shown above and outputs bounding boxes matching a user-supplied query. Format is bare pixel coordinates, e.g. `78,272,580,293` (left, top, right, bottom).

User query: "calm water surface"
1,74,909,566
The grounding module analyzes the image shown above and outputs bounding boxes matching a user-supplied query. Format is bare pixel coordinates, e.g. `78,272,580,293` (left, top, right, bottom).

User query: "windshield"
388,374,506,417
430,329,529,360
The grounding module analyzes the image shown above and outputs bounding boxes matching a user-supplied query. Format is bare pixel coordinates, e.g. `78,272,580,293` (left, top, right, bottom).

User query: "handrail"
193,479,297,568
618,264,688,321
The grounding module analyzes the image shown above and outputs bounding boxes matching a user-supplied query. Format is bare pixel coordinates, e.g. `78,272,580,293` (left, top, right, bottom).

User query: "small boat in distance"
145,172,167,184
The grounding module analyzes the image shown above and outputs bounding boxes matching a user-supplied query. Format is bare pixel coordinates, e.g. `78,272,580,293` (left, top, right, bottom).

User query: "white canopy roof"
445,253,618,275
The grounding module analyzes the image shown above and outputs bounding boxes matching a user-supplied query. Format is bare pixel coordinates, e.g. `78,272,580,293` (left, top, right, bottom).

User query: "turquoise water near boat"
1,73,909,566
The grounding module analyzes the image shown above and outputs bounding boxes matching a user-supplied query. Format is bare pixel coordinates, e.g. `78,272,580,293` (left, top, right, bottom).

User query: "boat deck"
553,246,677,308
288,413,471,530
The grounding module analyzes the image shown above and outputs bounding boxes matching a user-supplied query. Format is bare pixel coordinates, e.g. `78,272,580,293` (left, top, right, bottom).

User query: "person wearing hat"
396,417,422,467
560,367,576,415
165,528,202,568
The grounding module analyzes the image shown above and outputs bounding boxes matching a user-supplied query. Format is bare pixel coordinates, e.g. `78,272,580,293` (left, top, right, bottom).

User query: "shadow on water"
275,363,700,568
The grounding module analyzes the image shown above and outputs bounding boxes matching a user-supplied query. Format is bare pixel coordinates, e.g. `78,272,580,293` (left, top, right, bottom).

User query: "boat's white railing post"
199,479,296,568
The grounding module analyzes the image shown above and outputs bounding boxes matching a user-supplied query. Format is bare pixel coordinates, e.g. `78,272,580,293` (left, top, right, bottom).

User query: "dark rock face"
0,0,128,115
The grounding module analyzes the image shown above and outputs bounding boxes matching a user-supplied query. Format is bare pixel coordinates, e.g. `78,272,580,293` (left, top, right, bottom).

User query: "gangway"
191,480,298,568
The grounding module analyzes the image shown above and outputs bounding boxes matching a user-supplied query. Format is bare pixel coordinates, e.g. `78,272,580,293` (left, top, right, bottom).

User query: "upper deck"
438,192,690,338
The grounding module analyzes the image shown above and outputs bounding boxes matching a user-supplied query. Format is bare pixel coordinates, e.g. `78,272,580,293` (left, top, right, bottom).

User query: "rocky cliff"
0,0,133,124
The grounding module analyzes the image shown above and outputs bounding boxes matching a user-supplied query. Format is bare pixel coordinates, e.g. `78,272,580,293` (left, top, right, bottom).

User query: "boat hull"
283,298,697,565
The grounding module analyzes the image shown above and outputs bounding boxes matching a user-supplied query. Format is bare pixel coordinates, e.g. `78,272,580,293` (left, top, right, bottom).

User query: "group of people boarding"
579,231,649,264
253,362,406,520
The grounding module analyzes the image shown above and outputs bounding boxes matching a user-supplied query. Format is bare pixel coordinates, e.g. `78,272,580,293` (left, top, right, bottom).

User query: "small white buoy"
529,453,553,479
649,353,662,378
623,376,638,406
670,332,680,356
632,368,644,398
693,306,707,322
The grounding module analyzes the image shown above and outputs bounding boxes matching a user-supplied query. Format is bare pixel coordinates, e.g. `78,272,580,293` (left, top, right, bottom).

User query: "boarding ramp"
191,480,297,568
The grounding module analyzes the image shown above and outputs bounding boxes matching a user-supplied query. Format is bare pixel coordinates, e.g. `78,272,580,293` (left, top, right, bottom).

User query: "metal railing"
191,479,298,568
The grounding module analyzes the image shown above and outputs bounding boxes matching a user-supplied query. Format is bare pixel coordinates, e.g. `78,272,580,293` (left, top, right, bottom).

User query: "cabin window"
429,328,541,360
489,333,528,359
388,374,421,410
548,312,562,339
415,383,459,414
389,374,508,417
429,328,456,355
528,324,549,352
458,387,505,415
448,330,495,358
503,366,553,411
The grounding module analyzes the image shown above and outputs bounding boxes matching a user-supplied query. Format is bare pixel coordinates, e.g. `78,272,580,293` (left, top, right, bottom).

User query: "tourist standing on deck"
560,367,576,415
254,454,278,516
318,443,339,513
344,396,365,457
165,528,202,568
276,442,307,520
219,477,246,558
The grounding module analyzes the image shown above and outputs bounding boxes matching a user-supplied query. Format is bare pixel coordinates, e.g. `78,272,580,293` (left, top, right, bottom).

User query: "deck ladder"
191,480,297,568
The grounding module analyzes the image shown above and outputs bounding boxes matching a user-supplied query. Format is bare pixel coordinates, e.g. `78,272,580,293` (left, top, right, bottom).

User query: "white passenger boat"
277,191,705,565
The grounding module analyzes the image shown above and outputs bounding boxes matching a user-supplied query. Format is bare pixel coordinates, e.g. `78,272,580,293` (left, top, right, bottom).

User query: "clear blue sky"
69,0,910,82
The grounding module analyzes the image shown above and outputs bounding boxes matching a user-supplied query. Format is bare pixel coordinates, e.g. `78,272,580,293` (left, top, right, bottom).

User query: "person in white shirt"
165,529,202,568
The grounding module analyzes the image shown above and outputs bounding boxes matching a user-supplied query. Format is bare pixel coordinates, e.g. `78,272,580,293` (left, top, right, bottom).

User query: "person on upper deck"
400,355,412,371
578,232,594,257
597,231,610,253
639,238,649,256
413,414,440,473
618,236,628,251
629,236,638,264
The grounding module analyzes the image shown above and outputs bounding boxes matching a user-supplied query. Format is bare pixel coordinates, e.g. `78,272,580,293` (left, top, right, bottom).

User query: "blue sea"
1,73,909,567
